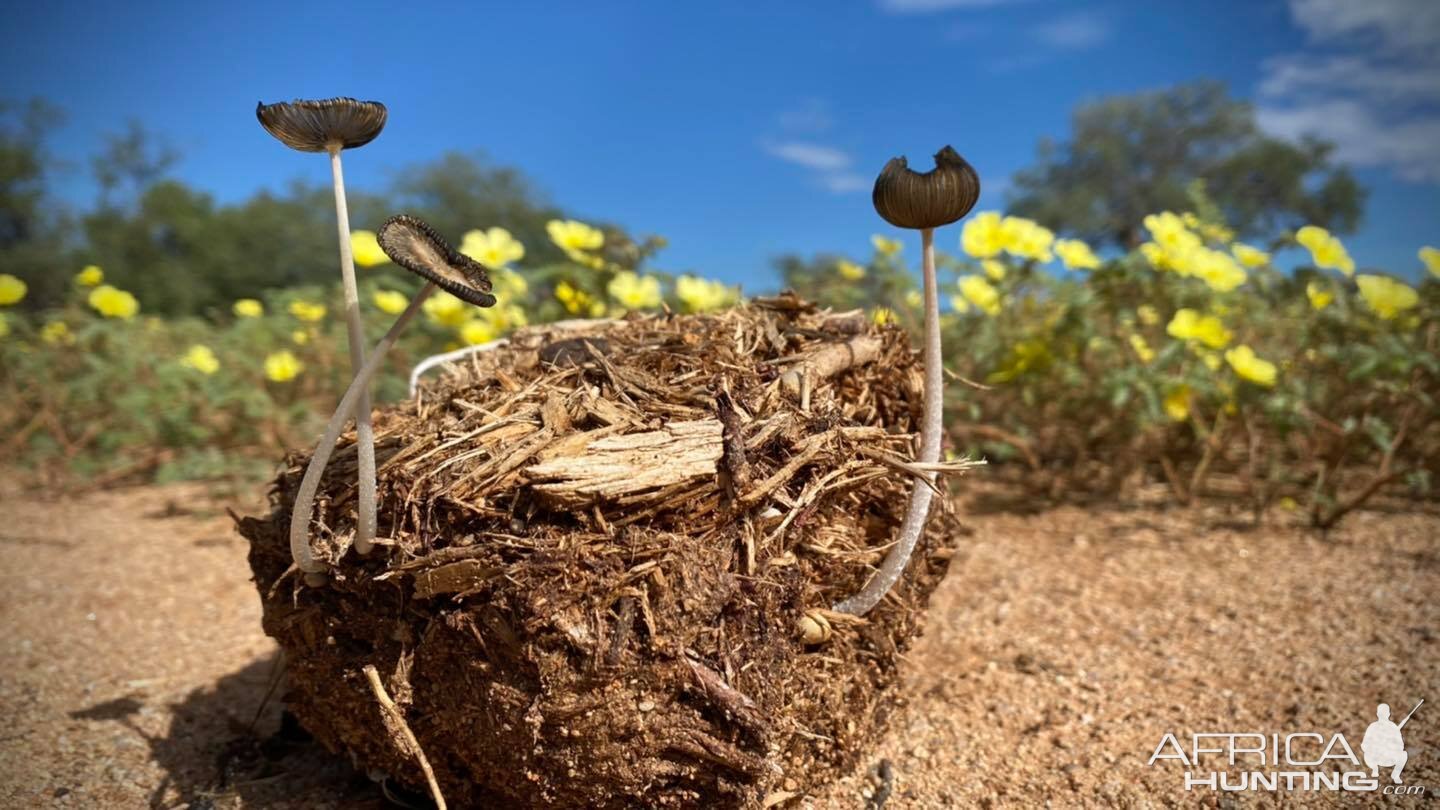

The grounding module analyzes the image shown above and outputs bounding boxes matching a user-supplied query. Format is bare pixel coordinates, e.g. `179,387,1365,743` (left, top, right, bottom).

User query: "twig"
363,665,447,810
1158,453,1189,504
951,422,1039,471
1313,405,1415,530
1187,410,1226,501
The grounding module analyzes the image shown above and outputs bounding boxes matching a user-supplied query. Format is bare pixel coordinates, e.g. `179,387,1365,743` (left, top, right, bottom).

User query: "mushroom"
833,145,979,616
289,215,495,584
257,97,388,555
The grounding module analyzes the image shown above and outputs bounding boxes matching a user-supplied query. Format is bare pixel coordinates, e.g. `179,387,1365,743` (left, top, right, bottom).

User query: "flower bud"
377,215,497,307
872,145,980,230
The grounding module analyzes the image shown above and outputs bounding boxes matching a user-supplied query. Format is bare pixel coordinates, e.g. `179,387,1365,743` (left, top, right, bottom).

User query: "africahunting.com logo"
1148,699,1425,796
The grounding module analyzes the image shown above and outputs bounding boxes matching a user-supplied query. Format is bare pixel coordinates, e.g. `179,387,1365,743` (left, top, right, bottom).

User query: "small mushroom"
833,146,979,616
258,97,388,554
289,215,494,583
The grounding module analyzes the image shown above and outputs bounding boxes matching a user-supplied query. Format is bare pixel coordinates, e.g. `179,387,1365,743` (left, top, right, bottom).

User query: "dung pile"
239,295,968,808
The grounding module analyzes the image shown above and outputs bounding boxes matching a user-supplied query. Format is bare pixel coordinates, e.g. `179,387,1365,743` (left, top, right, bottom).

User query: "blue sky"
5,0,1437,288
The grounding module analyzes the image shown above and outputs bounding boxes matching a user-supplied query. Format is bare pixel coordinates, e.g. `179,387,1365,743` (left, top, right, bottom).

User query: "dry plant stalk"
363,665,447,810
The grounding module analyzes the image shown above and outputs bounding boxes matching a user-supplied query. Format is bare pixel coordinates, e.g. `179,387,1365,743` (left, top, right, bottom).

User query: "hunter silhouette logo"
1148,698,1425,795
1363,700,1422,785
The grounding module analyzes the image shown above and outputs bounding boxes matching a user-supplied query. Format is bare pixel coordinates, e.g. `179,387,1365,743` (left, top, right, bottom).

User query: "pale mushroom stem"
290,283,437,582
834,226,944,616
327,145,378,555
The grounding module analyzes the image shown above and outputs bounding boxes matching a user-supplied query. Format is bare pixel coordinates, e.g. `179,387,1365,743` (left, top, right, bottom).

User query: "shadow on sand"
70,653,433,809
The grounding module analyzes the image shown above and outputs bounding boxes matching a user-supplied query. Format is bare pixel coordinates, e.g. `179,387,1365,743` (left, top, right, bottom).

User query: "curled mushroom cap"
377,215,497,307
872,145,980,230
256,98,387,153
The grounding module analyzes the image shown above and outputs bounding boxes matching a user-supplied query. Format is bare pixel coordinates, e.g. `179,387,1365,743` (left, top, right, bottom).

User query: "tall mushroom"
834,145,979,616
290,215,496,583
257,97,388,555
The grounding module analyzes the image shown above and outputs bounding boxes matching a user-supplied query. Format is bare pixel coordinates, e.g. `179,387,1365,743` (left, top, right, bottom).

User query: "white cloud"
1287,0,1440,53
982,12,1110,72
1257,100,1440,183
1258,54,1440,105
1033,14,1110,49
761,139,867,194
1256,0,1440,183
763,141,852,172
820,173,871,193
877,0,1021,13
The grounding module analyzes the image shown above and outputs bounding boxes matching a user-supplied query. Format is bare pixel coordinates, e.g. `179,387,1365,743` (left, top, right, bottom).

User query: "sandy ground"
0,476,1436,809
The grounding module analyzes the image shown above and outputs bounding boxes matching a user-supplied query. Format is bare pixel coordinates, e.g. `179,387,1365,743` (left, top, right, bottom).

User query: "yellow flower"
872,307,896,325
372,289,408,315
999,216,1054,262
1139,242,1169,271
351,230,389,267
458,319,498,346
1187,248,1248,292
1200,222,1234,244
948,294,969,314
1128,333,1155,363
987,339,1051,383
1355,274,1419,320
1166,308,1230,349
292,329,310,345
233,298,264,318
264,350,303,382
1181,212,1201,229
180,344,219,375
422,291,470,327
1295,225,1354,276
555,280,606,317
676,275,737,313
1137,305,1160,326
836,259,867,281
75,265,104,287
1054,238,1100,270
460,227,525,268
88,285,139,319
0,274,27,306
961,211,1005,259
1199,350,1222,372
1421,246,1440,278
1163,385,1191,422
1225,344,1277,387
957,274,1001,316
1231,243,1270,268
1305,281,1333,311
40,321,74,345
981,259,1006,281
288,300,327,322
547,219,604,265
607,271,661,309
1144,212,1201,255
489,267,529,301
871,235,902,257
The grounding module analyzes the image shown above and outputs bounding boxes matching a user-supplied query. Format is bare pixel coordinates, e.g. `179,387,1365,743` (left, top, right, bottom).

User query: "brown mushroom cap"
377,215,497,307
872,145,980,230
256,98,387,153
